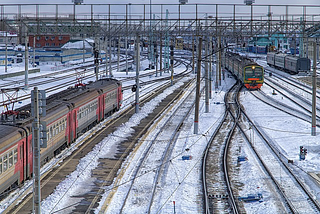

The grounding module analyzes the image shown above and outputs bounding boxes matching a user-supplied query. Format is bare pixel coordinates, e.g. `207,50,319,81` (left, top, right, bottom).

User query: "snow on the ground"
0,51,319,214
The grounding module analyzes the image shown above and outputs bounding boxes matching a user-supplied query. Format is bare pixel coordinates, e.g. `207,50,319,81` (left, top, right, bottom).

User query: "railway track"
202,81,242,214
250,70,320,127
202,78,320,213
237,88,320,213
112,78,197,213
3,58,192,214
0,57,135,108
1,55,186,111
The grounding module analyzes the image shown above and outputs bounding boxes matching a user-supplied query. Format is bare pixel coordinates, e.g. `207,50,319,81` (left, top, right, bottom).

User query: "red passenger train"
0,78,122,198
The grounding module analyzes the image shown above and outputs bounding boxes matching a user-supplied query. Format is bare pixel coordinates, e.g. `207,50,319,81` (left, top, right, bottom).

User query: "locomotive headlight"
252,66,255,70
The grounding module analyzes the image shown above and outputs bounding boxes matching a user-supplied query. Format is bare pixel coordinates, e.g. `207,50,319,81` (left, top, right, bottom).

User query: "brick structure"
29,35,70,50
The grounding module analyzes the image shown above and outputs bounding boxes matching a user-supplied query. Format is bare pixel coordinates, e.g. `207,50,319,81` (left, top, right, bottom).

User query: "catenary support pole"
192,34,195,73
94,40,99,81
218,33,222,86
170,40,174,86
105,38,108,77
205,35,209,113
160,33,163,76
209,36,212,99
125,36,128,75
33,36,36,67
194,37,202,134
135,35,140,113
25,34,29,89
32,87,41,214
117,36,120,73
109,37,112,77
83,37,85,63
311,41,317,136
5,31,7,72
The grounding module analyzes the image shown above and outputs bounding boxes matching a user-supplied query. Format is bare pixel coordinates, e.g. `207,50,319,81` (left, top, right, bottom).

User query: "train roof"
227,52,259,66
0,125,20,139
14,78,121,124
0,125,22,153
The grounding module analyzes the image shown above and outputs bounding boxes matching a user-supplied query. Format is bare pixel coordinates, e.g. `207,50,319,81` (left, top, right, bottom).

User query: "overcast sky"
0,0,320,5
1,1,319,19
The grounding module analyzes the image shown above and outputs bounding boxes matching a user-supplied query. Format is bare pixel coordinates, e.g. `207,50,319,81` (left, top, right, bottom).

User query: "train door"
21,140,26,181
73,110,77,142
27,134,33,179
100,95,105,121
68,111,76,143
118,87,122,109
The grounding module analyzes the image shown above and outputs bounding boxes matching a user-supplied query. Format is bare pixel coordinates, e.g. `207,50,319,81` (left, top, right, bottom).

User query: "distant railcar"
223,52,264,90
267,52,310,74
0,78,122,199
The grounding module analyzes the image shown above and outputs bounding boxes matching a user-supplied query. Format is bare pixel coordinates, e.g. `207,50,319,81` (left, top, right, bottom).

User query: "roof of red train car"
0,125,23,153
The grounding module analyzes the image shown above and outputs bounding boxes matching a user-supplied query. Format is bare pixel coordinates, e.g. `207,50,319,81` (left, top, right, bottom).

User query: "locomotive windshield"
245,66,263,77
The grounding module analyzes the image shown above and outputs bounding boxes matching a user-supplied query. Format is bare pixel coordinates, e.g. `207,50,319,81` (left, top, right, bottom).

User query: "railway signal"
299,146,307,160
132,84,137,92
31,87,47,214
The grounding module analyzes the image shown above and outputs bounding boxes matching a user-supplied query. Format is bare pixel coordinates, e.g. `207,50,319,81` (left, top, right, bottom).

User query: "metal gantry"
0,4,320,42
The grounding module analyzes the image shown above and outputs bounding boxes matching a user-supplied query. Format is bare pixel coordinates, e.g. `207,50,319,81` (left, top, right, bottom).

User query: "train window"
255,67,263,76
14,149,18,164
3,154,8,172
9,151,13,168
246,67,253,74
47,133,50,141
50,127,53,139
0,157,2,174
62,120,65,131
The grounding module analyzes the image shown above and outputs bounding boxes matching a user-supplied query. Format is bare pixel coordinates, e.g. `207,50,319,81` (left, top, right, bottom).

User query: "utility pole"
135,34,140,113
312,41,317,136
194,37,202,134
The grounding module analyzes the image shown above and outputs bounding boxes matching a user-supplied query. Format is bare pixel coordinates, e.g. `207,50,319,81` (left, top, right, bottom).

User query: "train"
0,78,122,198
222,52,264,90
267,52,311,74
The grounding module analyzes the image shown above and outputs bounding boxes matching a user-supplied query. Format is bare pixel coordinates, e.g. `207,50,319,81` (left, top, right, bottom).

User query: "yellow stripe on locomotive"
243,65,264,89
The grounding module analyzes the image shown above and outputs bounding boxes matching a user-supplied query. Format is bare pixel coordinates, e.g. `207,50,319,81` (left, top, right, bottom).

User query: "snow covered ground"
0,53,319,213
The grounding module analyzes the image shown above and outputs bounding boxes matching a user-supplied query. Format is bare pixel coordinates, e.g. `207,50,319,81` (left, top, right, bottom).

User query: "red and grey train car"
223,52,264,90
267,52,310,74
0,78,122,197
